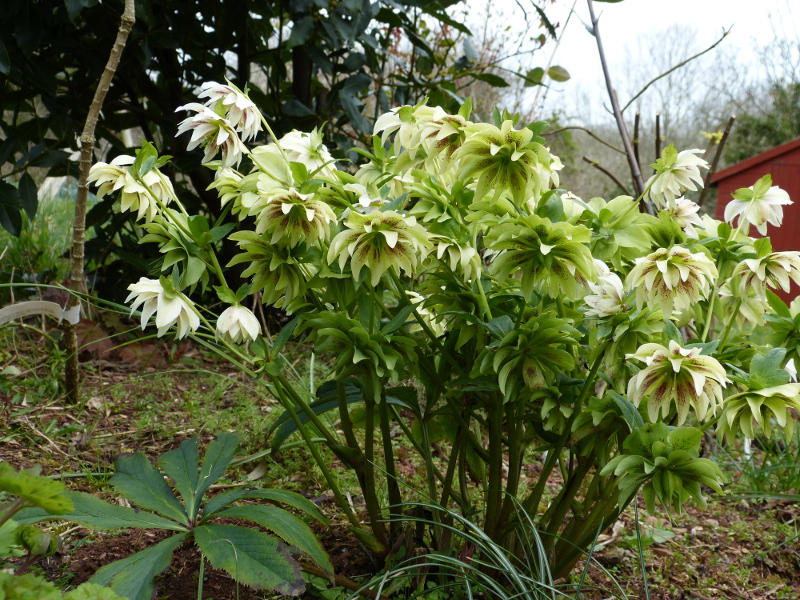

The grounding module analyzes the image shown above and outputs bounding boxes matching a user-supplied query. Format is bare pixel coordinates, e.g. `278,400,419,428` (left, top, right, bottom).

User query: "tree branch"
621,28,731,114
582,155,629,193
586,0,646,202
544,125,625,154
64,0,135,404
698,115,736,207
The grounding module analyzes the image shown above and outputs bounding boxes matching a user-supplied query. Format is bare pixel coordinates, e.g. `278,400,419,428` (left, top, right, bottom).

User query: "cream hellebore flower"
664,197,704,239
627,340,727,424
717,384,800,444
126,277,199,339
723,175,792,235
374,103,447,156
585,261,626,318
251,187,336,248
455,120,553,208
88,155,174,222
717,276,769,327
176,103,247,168
731,251,800,294
626,246,718,320
327,210,432,286
644,145,707,209
279,128,336,177
197,81,261,142
216,305,261,344
207,169,261,219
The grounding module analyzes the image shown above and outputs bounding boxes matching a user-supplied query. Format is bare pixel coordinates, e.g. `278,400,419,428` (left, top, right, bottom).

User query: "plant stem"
362,395,389,550
0,498,25,528
378,394,402,538
719,298,742,347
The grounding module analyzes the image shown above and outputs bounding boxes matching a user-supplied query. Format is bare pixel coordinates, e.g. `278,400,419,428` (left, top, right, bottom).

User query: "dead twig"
698,115,736,207
582,156,630,194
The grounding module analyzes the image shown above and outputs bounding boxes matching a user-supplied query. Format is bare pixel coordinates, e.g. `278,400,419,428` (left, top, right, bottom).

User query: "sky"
523,0,800,116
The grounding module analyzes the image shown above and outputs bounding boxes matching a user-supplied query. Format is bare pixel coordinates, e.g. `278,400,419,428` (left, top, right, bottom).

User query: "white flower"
664,197,704,239
88,156,174,222
176,103,247,168
279,129,335,177
723,175,792,235
126,277,199,339
626,340,727,424
626,246,718,320
732,251,800,294
198,81,261,141
216,305,261,344
585,262,626,318
645,145,707,208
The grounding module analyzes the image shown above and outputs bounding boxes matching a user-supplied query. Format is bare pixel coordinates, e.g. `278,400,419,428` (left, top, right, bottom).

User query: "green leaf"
486,315,514,340
609,392,644,430
0,462,73,513
215,505,333,575
290,161,309,184
0,181,22,236
766,289,791,319
194,524,304,595
110,453,189,525
17,173,38,220
661,319,682,345
15,4,43,56
196,432,240,503
380,302,419,335
158,437,200,521
63,582,127,600
89,533,187,600
287,16,313,49
547,65,571,82
0,39,10,75
243,489,328,524
15,491,187,531
271,316,300,357
471,72,509,87
524,67,544,87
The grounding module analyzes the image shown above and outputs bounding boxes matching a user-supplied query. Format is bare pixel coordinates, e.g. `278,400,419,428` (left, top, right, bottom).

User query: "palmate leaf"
244,489,329,524
15,491,188,532
215,505,334,575
0,462,73,513
110,453,188,526
193,524,304,596
89,533,187,600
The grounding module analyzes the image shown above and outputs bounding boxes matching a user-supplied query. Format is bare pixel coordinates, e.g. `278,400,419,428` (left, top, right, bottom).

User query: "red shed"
712,137,800,300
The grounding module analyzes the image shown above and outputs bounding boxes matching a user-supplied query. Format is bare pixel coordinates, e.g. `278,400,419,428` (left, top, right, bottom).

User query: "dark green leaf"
90,533,187,600
158,437,201,521
287,17,313,49
271,316,300,357
487,315,514,340
380,302,419,335
243,488,328,524
15,4,43,56
194,524,304,595
471,72,509,87
662,319,682,345
15,491,187,531
215,505,333,575
766,289,791,319
17,173,38,220
0,181,22,236
196,432,240,503
609,392,644,430
0,39,10,75
110,453,188,525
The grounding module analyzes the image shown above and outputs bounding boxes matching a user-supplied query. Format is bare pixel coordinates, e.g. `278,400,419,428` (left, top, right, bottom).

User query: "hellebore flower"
724,175,792,236
626,246,717,320
717,384,800,444
279,128,336,177
126,277,199,339
88,155,174,223
197,81,261,142
585,262,626,318
216,305,261,344
645,145,707,209
176,103,247,168
327,210,432,286
627,340,727,424
664,197,704,238
251,187,336,248
731,251,800,294
455,120,554,208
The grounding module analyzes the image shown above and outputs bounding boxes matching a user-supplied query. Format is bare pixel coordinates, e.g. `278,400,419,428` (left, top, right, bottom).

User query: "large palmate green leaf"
195,431,240,504
110,453,188,526
215,505,333,575
89,533,187,600
193,524,304,595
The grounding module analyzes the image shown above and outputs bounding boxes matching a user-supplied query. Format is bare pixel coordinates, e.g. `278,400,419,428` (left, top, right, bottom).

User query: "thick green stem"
273,373,340,449
496,400,523,532
378,395,402,538
0,498,25,528
483,395,504,538
280,401,361,529
362,397,388,549
719,298,743,347
541,461,592,558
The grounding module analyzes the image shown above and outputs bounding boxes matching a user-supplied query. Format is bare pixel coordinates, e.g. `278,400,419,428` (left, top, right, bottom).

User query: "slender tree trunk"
64,0,135,404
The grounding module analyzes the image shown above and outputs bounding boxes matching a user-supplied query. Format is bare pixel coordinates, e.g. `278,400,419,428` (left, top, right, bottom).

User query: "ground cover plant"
58,69,800,599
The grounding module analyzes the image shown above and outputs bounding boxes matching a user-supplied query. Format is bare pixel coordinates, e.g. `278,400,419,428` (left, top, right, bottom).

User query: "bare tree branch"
582,155,630,193
64,0,135,404
698,115,736,208
544,126,625,154
621,28,732,114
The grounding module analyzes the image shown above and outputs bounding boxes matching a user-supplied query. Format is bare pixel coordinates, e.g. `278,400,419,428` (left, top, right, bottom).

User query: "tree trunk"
64,0,136,404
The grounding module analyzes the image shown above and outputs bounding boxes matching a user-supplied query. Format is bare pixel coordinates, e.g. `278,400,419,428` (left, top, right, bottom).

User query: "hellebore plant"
89,82,800,579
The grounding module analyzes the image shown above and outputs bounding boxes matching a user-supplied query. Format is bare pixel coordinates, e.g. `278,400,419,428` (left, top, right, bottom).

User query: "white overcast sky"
497,0,800,117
